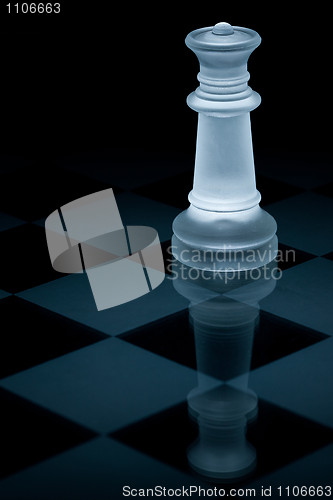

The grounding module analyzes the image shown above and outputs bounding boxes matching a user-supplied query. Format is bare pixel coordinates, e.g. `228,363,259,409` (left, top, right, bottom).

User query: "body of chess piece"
172,22,278,271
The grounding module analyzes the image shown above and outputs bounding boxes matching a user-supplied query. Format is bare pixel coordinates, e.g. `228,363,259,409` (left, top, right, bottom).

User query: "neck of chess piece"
172,22,278,271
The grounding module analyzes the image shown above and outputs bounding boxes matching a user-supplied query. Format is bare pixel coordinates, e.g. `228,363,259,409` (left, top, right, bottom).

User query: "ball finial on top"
212,22,234,35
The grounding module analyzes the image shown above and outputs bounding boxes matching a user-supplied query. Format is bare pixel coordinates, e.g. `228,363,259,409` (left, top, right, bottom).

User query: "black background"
0,2,331,164
0,3,333,490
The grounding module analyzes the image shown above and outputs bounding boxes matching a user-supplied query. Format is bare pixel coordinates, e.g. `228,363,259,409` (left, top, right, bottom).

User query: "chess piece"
172,22,278,270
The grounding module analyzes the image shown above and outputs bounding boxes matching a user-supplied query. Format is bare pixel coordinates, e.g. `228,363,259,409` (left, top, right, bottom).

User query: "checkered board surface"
1,148,333,499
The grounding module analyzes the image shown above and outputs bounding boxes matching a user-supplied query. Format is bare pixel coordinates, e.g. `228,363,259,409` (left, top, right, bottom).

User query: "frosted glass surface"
191,113,259,212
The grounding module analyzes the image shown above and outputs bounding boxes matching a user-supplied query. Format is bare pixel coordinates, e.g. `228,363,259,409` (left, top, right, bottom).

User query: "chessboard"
0,146,332,499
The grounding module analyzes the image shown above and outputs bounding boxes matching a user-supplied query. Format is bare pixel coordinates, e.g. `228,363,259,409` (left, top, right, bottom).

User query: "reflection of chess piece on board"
172,261,276,481
172,22,277,271
187,295,258,481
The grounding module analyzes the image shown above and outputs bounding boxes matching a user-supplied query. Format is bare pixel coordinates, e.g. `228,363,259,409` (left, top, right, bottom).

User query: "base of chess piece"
172,204,278,271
